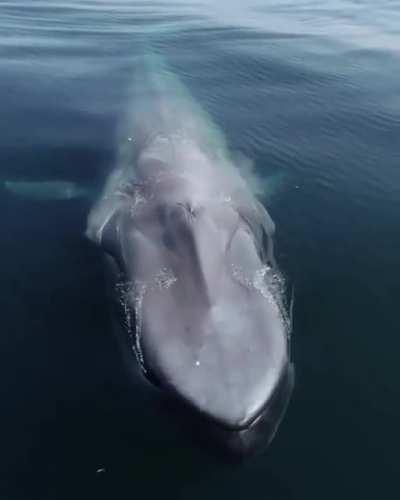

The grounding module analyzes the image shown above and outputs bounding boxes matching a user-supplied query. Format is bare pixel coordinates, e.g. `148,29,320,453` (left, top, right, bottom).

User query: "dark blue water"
1,1,399,498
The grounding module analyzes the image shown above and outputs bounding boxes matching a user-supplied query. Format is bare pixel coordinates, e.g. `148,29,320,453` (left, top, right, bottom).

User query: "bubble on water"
154,267,178,290
130,281,147,370
231,263,291,337
116,280,134,335
115,267,177,372
253,266,275,302
129,189,147,216
116,279,147,371
231,264,280,309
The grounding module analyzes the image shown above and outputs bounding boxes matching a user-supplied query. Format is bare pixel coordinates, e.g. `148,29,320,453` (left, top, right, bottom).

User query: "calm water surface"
1,1,399,499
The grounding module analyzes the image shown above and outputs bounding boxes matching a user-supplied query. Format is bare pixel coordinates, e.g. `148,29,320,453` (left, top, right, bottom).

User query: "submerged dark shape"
87,54,294,455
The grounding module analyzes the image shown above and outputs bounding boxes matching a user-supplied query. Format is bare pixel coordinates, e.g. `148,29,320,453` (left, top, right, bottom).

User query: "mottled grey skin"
87,57,293,453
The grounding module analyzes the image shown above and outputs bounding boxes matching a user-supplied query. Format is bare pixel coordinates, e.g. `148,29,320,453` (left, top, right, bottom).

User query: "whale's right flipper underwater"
3,180,91,201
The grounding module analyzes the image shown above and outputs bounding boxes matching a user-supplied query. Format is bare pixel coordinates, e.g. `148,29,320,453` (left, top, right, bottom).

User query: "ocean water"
1,1,399,498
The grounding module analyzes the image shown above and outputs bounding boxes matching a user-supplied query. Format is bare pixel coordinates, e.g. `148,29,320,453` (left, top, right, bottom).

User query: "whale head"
103,188,293,454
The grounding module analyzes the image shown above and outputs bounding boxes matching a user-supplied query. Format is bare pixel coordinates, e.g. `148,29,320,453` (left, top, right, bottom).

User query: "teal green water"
1,1,399,498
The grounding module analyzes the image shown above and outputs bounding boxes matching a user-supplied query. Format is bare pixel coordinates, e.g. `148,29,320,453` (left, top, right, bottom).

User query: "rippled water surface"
1,1,399,499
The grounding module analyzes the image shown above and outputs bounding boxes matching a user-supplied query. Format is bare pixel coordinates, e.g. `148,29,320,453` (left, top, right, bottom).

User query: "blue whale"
87,55,294,455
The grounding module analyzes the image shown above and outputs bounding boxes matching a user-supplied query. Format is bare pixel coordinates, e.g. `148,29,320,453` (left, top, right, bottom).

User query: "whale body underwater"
86,57,294,455
9,56,293,455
